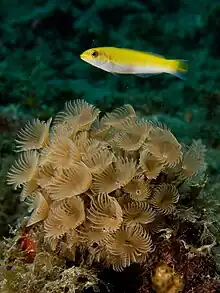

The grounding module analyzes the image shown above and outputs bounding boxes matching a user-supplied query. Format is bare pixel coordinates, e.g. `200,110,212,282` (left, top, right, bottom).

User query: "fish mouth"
80,53,86,60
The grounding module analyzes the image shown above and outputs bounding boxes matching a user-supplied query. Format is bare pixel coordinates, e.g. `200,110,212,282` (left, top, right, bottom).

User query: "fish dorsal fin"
147,51,164,58
132,48,164,58
117,47,164,58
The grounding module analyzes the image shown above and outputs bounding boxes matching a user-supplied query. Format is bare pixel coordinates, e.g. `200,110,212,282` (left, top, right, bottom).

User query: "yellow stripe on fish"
80,47,188,80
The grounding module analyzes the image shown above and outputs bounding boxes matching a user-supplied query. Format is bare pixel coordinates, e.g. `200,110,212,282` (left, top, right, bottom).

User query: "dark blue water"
0,3,220,292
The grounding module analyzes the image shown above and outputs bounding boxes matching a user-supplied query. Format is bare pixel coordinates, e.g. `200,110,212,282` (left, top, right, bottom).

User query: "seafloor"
0,1,220,293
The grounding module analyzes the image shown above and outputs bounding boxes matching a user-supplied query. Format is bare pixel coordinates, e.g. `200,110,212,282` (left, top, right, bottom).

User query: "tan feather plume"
76,138,110,164
104,224,153,269
115,157,137,186
87,194,123,232
90,118,111,140
181,140,207,179
50,122,74,141
7,150,39,189
145,126,182,167
123,201,156,226
123,176,151,201
44,196,85,238
36,163,55,188
107,254,128,272
54,99,100,131
46,137,81,170
27,191,50,226
92,164,119,194
110,120,152,151
77,223,109,246
74,131,89,149
151,184,179,215
20,177,39,199
101,104,136,130
15,118,52,152
48,162,92,200
82,149,115,174
92,158,136,194
139,149,164,179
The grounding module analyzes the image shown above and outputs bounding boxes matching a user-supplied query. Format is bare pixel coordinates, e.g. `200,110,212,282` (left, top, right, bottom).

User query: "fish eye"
91,50,99,58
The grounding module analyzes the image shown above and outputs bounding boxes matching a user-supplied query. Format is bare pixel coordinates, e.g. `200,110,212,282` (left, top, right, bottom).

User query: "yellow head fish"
80,47,188,80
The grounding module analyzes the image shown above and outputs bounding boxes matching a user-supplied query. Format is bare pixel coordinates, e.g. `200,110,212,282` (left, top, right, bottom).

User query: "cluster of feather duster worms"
7,99,206,271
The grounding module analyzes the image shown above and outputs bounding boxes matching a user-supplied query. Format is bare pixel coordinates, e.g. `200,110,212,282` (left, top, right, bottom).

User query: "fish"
80,47,188,80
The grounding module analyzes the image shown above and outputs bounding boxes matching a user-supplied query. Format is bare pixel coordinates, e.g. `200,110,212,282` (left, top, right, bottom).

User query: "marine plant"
6,99,207,273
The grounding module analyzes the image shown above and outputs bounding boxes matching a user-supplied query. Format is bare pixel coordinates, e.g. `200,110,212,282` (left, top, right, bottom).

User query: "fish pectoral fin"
135,73,161,78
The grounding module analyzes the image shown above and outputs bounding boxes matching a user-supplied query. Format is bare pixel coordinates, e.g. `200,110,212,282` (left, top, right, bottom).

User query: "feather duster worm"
15,118,52,152
7,99,207,271
87,194,123,232
104,224,153,270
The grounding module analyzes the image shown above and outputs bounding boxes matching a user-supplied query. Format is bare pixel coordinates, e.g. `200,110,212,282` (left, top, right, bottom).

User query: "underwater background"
0,1,220,292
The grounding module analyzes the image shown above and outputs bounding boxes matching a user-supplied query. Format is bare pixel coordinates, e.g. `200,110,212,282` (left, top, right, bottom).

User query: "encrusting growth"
7,99,207,271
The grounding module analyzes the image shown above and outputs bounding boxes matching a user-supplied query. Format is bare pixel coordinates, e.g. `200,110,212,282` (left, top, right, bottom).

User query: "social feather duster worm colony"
6,100,207,274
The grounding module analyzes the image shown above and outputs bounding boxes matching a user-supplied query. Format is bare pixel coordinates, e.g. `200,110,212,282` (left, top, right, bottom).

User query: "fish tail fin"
168,59,188,80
